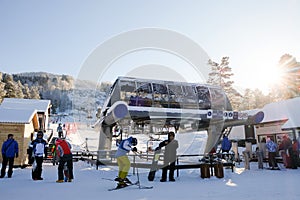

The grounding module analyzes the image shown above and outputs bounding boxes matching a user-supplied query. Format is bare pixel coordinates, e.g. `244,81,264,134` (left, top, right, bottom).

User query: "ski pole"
133,151,141,187
136,165,141,188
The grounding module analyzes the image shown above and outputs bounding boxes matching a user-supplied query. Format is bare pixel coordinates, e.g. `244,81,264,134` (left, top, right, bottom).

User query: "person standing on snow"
57,123,63,138
1,134,19,178
157,132,178,182
221,135,232,154
279,135,292,168
29,131,48,180
114,136,138,188
55,138,74,183
266,137,279,170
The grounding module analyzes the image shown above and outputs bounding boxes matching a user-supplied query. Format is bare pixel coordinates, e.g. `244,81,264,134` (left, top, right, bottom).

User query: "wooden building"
1,98,51,131
0,98,51,166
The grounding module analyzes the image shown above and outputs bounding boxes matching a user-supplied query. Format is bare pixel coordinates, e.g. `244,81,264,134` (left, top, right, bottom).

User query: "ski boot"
116,179,128,188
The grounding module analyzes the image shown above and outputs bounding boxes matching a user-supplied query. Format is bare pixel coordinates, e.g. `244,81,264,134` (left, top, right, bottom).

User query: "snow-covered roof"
0,98,51,113
0,107,37,124
261,97,300,129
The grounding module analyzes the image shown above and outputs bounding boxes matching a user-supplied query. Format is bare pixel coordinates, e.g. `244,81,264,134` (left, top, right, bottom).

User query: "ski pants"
1,156,14,177
268,152,278,168
117,156,131,179
161,161,176,180
58,154,74,180
32,156,44,179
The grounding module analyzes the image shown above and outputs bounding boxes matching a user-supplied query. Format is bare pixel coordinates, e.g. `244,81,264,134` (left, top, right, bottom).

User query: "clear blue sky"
0,0,299,92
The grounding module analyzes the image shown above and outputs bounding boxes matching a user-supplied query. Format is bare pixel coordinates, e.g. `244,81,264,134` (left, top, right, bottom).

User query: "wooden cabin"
0,98,51,166
1,98,51,131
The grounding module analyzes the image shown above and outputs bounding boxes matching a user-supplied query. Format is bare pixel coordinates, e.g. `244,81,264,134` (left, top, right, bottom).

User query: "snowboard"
63,163,69,182
148,149,161,181
31,159,37,180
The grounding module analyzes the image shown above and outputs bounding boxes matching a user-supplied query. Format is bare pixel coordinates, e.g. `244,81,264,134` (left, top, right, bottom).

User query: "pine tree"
207,57,241,110
23,84,31,99
0,72,6,102
30,86,40,99
3,74,18,98
15,80,24,98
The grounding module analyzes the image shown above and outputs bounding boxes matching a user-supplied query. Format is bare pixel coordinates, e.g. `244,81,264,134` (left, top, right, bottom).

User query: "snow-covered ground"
1,122,300,200
1,157,300,200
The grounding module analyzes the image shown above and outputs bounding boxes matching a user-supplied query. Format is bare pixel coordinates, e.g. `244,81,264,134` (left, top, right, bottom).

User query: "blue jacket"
266,140,277,152
221,136,232,151
1,138,19,158
115,137,134,158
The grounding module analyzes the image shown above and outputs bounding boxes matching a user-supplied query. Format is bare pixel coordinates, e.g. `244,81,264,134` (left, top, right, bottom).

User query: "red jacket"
292,142,299,152
55,139,71,157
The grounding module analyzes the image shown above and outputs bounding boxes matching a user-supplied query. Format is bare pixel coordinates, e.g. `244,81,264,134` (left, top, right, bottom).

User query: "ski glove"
15,153,19,158
132,147,137,152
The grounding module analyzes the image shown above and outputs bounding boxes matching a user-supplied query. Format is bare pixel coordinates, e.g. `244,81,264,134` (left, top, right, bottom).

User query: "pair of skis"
103,177,153,191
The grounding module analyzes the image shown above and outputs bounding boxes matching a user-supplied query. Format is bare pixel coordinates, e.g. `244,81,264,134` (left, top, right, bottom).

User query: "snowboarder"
1,134,19,178
29,131,48,180
55,138,74,183
157,132,178,182
115,136,138,188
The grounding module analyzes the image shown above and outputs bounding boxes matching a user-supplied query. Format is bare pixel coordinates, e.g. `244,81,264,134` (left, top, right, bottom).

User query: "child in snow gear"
29,131,48,180
157,132,178,182
1,134,19,178
55,138,74,183
115,136,138,188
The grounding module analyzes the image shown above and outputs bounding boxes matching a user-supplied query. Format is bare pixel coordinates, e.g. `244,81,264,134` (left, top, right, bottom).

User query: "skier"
114,136,138,188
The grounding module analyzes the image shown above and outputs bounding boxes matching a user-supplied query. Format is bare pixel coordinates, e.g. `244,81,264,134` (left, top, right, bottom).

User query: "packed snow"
1,122,300,200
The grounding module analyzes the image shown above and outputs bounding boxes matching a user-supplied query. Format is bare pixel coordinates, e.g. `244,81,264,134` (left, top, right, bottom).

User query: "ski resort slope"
1,121,300,200
26,121,298,200
1,160,300,200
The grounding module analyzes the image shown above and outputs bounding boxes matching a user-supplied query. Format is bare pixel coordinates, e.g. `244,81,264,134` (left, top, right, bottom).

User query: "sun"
264,65,284,88
244,63,285,94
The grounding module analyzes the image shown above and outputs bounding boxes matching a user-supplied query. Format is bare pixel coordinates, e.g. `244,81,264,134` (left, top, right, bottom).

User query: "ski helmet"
37,131,43,137
131,137,137,146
